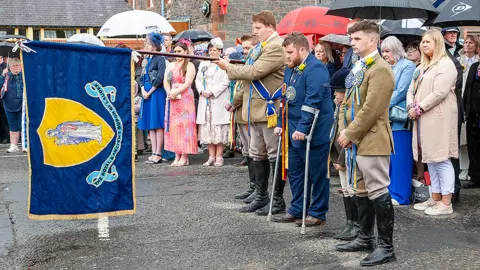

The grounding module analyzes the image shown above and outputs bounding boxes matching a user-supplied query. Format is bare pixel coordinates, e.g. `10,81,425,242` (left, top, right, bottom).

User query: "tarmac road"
0,144,479,269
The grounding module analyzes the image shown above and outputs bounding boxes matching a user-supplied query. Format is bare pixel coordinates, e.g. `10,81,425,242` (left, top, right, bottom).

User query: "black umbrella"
382,28,426,47
380,19,426,45
0,42,19,58
326,0,439,20
173,29,215,43
429,0,480,27
0,35,27,58
0,35,28,41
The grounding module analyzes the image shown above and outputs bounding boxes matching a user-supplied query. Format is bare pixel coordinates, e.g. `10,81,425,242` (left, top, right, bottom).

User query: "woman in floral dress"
164,40,198,166
195,38,231,167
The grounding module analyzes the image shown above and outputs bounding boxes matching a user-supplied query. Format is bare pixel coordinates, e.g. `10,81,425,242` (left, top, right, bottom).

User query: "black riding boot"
256,160,286,216
350,196,360,237
333,196,358,241
235,157,256,199
336,196,375,252
240,160,270,213
360,193,396,266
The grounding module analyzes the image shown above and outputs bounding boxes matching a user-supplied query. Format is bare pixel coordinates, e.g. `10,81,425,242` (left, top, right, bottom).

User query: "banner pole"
136,50,245,64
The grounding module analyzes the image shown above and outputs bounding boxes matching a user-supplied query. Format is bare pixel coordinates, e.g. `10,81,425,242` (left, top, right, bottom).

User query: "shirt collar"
265,32,278,43
360,50,378,64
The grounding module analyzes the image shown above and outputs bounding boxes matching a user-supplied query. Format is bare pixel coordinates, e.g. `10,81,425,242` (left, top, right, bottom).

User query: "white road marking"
97,216,110,241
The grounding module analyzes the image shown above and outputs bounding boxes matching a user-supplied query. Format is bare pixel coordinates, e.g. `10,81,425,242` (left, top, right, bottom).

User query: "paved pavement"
0,144,479,269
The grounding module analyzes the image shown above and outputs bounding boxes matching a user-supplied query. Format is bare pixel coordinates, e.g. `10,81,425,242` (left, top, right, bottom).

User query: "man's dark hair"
282,32,309,50
240,34,259,45
348,20,379,36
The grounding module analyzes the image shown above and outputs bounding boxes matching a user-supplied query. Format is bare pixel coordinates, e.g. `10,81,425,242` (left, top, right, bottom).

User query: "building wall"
164,0,332,47
220,0,324,46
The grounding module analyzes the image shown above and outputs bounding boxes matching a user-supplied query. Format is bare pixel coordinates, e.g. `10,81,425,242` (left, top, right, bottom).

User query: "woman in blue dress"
138,33,167,164
381,36,416,205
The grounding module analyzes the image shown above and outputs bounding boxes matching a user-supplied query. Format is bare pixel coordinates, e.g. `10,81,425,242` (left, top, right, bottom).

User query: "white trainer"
6,144,19,153
425,202,453,216
413,198,438,211
459,170,469,181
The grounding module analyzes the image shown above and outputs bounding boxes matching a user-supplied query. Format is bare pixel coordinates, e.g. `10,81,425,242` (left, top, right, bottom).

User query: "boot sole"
336,244,374,252
239,203,269,213
360,255,396,267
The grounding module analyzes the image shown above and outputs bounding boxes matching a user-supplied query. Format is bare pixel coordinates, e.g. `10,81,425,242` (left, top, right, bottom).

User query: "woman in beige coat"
407,29,458,216
195,38,231,167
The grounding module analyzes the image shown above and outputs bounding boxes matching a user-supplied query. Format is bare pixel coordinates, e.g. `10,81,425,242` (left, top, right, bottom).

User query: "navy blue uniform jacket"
278,54,334,148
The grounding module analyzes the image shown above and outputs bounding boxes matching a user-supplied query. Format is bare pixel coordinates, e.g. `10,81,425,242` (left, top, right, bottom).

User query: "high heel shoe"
170,160,179,167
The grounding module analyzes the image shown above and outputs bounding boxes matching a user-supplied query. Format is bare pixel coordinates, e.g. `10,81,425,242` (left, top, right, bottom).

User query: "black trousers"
467,112,480,184
452,123,461,193
0,104,9,142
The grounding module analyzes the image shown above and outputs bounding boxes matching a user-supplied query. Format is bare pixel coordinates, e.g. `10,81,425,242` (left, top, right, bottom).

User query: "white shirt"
351,50,378,74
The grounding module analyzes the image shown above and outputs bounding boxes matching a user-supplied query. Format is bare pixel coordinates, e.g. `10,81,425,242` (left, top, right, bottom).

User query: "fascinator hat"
147,32,164,50
209,37,224,50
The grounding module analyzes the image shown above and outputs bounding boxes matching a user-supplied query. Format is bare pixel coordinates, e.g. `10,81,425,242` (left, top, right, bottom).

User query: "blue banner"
22,41,135,220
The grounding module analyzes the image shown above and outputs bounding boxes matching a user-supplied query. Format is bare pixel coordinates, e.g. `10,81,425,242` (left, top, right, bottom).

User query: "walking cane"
300,106,320,235
267,133,283,221
267,102,284,221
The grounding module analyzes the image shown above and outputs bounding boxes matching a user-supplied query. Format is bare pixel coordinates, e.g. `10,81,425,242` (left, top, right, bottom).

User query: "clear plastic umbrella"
97,10,175,37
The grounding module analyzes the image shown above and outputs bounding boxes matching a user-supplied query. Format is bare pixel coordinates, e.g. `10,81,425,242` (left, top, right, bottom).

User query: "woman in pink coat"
407,29,458,216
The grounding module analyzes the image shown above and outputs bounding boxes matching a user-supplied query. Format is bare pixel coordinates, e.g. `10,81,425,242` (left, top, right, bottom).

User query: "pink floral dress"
164,64,198,154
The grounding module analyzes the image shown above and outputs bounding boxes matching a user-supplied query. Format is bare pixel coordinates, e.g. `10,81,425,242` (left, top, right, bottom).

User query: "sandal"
145,153,162,164
214,156,224,167
176,159,189,167
203,156,215,166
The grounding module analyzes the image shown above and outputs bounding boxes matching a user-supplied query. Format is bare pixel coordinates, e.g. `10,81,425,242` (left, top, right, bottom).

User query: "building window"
33,29,40,40
0,28,15,35
64,30,76,38
18,28,27,37
44,30,57,38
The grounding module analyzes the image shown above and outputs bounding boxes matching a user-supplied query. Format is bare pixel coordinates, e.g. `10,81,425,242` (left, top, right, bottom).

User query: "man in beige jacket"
336,21,396,267
216,11,286,214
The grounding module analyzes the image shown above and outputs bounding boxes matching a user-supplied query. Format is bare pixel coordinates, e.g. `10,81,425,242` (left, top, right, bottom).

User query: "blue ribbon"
344,85,361,188
84,81,123,188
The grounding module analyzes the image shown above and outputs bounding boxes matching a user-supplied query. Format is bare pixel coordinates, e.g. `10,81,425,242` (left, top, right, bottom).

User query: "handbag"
389,105,408,122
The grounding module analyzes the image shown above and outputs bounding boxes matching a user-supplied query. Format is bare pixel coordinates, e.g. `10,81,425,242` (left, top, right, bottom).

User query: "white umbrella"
97,10,175,37
67,33,105,46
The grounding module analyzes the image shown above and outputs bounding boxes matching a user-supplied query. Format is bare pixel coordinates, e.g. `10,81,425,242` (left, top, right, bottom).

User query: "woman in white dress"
195,38,231,167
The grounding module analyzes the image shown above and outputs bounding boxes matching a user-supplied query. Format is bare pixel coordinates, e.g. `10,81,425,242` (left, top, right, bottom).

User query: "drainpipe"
161,0,165,17
212,0,218,36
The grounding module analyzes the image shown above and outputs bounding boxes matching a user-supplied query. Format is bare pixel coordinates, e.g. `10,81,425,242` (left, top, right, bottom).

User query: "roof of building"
0,0,133,28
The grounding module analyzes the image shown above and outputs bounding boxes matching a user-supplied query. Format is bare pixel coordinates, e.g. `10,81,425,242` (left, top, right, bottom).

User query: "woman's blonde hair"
419,29,447,69
315,41,334,63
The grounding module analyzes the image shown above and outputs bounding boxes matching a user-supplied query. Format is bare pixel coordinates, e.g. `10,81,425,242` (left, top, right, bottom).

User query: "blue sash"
248,80,283,131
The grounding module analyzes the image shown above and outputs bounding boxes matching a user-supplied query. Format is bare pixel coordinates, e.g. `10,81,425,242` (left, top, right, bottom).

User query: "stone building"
152,0,332,46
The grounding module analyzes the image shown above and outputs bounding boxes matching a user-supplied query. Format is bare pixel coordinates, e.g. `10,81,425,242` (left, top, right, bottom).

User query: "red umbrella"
277,6,350,42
